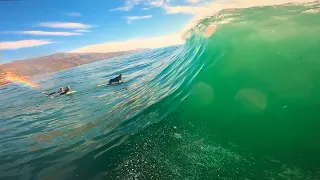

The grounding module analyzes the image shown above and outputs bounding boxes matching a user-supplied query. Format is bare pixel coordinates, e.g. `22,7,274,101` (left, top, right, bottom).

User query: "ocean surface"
1,2,320,180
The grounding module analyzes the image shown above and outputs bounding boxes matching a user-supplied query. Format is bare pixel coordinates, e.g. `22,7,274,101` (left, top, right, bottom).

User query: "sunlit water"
1,2,320,179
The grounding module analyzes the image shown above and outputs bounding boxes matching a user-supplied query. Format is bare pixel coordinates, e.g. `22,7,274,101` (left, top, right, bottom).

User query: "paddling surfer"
42,85,71,96
108,74,123,85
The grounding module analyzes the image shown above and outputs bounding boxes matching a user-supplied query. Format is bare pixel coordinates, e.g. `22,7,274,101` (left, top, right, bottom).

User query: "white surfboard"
98,82,124,87
66,90,76,95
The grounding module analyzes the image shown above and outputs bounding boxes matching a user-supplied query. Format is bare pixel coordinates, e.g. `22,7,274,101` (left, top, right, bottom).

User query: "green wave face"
102,2,320,179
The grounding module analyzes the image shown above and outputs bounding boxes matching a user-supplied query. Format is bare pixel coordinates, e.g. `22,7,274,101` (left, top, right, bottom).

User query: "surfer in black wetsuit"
42,87,64,96
59,85,71,95
108,74,123,85
42,85,71,96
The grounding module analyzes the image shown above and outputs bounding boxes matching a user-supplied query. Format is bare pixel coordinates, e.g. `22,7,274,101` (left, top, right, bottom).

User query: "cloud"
110,0,142,11
0,40,53,50
66,12,81,16
38,22,92,29
147,0,169,7
7,31,82,36
186,0,201,3
125,15,152,24
111,0,169,11
71,33,183,53
164,4,206,15
75,29,91,33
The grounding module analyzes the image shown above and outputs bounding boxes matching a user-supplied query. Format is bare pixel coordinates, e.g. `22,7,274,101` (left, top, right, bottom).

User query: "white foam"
302,8,320,13
179,0,317,32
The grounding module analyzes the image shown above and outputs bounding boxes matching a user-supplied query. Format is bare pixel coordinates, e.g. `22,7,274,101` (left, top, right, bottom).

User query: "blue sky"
0,0,208,63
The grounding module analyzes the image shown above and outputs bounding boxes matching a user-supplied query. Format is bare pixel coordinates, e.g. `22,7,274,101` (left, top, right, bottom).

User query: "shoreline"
0,82,12,88
0,51,142,88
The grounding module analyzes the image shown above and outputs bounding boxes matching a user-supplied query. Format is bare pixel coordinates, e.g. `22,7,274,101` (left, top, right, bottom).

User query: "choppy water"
1,2,320,180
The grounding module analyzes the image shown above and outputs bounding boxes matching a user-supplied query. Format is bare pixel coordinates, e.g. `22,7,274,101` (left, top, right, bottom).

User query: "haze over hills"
0,49,143,87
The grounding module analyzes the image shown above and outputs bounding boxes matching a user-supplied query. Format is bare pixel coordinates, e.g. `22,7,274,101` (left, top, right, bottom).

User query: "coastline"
0,50,143,88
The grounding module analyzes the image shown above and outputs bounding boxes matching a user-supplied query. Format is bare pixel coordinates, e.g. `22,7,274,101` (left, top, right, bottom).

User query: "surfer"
42,85,71,96
59,85,71,95
108,74,123,85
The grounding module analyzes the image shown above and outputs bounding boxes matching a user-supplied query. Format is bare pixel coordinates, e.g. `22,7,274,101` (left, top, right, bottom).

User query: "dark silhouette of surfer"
108,74,123,85
42,85,71,96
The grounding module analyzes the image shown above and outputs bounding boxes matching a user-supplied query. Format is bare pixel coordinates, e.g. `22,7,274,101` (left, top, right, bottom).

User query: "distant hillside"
0,50,141,87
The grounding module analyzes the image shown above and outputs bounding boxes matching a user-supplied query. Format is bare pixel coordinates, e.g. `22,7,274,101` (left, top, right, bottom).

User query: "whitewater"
0,1,320,179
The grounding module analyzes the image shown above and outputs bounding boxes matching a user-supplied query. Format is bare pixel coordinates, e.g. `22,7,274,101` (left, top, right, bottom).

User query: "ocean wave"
1,1,320,179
